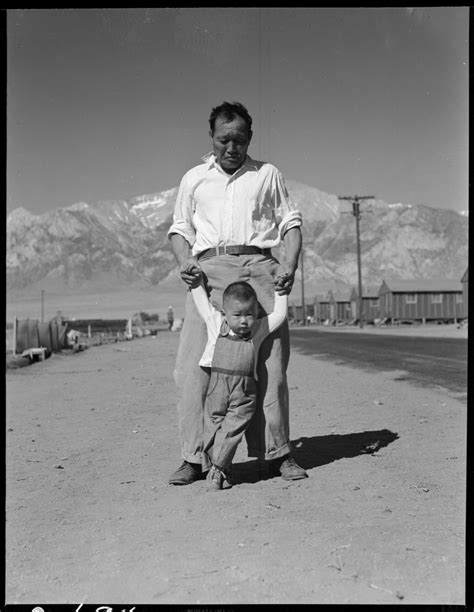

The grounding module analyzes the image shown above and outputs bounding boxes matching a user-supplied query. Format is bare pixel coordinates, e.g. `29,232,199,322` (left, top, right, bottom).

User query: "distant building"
328,289,353,323
289,299,315,323
289,294,329,324
378,279,464,323
350,286,380,323
313,293,331,324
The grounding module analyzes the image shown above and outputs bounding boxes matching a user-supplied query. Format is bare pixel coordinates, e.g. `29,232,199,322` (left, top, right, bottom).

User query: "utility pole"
300,246,306,325
41,289,44,322
338,195,374,329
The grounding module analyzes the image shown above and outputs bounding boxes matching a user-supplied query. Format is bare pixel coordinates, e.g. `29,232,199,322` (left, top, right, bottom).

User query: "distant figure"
67,329,80,347
167,306,174,331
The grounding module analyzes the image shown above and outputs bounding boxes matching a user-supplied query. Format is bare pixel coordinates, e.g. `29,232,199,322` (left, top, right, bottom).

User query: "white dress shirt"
168,153,303,256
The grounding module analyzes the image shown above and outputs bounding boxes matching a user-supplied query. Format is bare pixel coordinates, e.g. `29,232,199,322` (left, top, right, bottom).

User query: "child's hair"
222,281,258,306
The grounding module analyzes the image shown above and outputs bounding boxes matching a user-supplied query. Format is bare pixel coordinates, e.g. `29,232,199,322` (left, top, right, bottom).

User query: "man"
167,101,307,484
167,306,174,331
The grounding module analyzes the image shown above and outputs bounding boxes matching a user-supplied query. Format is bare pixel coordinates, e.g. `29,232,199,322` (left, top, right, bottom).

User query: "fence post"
13,317,17,355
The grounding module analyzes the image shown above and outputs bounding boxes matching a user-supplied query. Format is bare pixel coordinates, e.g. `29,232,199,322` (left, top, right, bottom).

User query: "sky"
7,7,469,216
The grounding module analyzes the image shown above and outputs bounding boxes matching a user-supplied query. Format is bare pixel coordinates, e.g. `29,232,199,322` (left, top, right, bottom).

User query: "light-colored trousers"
173,254,291,465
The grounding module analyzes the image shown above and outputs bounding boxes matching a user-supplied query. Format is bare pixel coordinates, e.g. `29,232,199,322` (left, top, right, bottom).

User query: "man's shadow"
232,428,399,485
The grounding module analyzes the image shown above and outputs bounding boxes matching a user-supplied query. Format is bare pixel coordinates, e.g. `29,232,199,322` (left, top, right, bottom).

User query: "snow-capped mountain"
128,188,179,228
6,180,468,296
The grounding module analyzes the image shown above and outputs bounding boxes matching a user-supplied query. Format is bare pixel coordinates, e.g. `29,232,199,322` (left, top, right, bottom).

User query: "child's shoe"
206,465,233,490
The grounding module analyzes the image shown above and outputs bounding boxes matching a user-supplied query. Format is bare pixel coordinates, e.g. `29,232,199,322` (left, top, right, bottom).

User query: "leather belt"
197,245,272,262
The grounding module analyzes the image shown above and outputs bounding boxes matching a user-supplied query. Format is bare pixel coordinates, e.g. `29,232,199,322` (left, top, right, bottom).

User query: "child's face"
223,296,259,337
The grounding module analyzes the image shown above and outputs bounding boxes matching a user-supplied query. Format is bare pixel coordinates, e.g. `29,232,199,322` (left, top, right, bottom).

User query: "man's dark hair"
209,101,253,135
223,281,258,305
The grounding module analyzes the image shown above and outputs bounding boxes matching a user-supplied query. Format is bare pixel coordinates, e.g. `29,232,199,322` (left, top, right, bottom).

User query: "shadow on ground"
232,428,399,485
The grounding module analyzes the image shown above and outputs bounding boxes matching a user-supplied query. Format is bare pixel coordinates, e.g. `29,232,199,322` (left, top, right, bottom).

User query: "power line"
338,195,374,329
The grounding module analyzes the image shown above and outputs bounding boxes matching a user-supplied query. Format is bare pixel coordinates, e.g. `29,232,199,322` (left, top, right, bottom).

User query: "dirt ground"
5,326,467,606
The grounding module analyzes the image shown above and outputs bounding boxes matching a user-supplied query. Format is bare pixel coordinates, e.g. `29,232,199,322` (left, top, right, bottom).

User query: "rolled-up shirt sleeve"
272,169,303,238
167,172,196,247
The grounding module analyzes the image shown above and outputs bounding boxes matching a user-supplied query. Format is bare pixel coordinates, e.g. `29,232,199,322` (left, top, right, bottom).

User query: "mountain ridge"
7,180,468,298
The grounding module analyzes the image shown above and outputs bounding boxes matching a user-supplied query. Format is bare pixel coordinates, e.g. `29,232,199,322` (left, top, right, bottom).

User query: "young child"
185,264,288,490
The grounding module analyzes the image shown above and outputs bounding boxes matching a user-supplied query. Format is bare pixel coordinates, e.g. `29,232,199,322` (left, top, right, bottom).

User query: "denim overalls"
202,323,258,472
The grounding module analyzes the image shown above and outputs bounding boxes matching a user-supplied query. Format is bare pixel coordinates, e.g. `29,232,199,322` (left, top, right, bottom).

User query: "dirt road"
5,330,466,605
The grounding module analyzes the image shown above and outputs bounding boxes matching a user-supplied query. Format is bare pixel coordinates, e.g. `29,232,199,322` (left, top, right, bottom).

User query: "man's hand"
274,270,295,295
179,260,203,288
277,227,301,295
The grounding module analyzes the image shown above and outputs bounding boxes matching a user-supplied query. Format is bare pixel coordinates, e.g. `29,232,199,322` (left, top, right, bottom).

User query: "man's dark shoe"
269,455,308,481
168,461,202,485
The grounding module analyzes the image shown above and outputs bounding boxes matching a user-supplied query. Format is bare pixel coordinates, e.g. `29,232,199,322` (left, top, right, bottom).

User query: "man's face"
210,116,252,174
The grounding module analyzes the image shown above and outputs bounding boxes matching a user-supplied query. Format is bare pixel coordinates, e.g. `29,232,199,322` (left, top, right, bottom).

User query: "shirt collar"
220,317,252,340
201,152,258,171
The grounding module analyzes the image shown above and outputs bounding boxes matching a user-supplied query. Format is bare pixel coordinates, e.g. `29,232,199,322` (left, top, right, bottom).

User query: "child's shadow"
232,428,399,485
